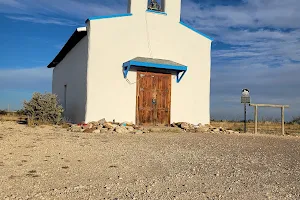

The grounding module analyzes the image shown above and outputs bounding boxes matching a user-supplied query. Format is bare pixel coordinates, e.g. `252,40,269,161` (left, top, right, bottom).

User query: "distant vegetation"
211,117,299,124
290,116,300,125
0,110,7,115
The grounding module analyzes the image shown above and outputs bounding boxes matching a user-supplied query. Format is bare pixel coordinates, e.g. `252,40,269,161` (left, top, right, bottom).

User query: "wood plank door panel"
155,74,171,126
136,72,153,126
136,71,171,126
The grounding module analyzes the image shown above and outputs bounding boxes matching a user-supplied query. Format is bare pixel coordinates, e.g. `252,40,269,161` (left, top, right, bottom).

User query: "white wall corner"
165,0,182,22
128,0,148,15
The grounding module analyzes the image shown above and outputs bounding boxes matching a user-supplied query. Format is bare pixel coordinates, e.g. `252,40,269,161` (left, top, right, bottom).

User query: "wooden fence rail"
249,104,290,135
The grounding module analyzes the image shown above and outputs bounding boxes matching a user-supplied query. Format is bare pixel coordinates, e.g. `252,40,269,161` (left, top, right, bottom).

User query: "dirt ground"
0,121,300,200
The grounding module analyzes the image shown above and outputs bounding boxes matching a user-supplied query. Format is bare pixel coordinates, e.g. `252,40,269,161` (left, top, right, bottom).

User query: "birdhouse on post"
241,88,250,133
241,88,250,104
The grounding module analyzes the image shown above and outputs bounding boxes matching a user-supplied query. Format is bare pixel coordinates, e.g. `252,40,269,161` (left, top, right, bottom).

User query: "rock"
188,124,195,129
93,129,101,134
227,130,235,134
88,121,98,127
69,125,82,132
96,125,103,129
133,125,144,131
174,122,183,127
119,122,126,126
112,124,118,129
98,118,106,125
83,127,96,133
100,128,108,133
115,126,129,133
103,122,114,129
120,121,134,126
126,126,135,132
204,127,210,132
171,123,178,127
212,128,220,133
197,127,210,132
180,122,190,130
204,124,213,128
190,129,198,133
81,124,90,130
127,122,134,126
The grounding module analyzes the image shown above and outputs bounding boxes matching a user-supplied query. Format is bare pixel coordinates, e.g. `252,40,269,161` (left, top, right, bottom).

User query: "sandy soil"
0,121,300,200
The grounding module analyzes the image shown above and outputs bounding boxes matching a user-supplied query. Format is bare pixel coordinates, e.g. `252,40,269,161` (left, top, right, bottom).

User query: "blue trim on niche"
122,60,188,83
146,9,167,15
176,70,186,83
85,13,133,23
179,21,214,41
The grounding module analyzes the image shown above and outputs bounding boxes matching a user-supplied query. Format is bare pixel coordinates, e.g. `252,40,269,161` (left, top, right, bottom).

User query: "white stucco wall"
85,0,212,125
52,36,88,123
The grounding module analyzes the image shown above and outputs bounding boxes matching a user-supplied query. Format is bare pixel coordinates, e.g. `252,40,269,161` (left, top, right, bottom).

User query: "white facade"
48,0,213,125
52,36,88,123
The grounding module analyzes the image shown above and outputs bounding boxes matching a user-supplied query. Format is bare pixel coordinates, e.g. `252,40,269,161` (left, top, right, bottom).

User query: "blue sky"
0,0,299,121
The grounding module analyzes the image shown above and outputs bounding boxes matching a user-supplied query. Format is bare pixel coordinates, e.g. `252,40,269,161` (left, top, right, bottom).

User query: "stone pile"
171,122,240,134
65,119,240,135
67,118,147,134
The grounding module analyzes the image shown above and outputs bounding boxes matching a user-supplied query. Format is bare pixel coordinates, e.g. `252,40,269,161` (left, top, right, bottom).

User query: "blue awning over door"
122,57,187,83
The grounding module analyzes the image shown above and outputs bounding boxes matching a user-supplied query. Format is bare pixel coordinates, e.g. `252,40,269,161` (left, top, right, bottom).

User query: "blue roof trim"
130,60,187,71
85,13,133,23
179,21,214,41
122,60,187,83
146,9,167,15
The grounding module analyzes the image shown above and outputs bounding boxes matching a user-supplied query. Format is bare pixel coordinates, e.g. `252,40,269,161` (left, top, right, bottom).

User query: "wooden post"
254,105,258,134
244,103,247,133
281,106,285,135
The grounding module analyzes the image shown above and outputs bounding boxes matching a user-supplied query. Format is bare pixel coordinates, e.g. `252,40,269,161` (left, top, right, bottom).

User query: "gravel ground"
0,121,300,200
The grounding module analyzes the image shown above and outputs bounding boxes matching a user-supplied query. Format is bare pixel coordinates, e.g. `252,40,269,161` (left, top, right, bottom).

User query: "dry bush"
0,110,7,115
290,116,300,125
23,92,64,126
16,109,25,116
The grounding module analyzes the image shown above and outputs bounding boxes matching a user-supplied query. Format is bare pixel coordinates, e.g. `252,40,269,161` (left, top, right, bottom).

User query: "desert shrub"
16,109,26,116
234,127,243,132
0,110,7,115
23,92,64,125
291,116,300,124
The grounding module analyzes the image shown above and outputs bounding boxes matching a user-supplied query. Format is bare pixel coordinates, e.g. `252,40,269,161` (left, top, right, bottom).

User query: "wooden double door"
136,71,171,126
